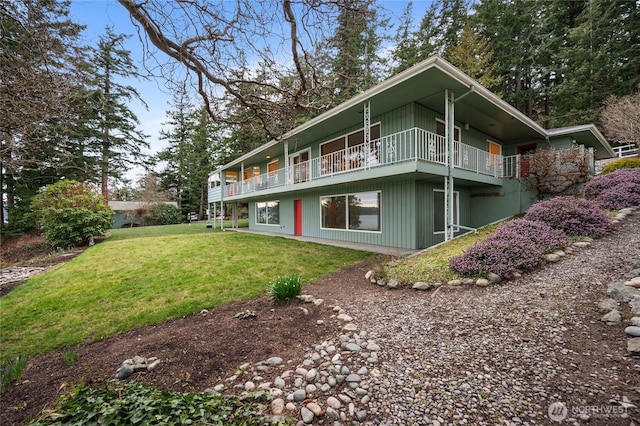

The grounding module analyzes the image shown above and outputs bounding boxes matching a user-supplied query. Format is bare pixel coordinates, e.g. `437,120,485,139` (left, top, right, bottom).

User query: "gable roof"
213,56,613,174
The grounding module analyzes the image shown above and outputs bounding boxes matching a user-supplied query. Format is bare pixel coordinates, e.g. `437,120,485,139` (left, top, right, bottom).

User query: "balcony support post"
363,101,371,169
445,89,455,242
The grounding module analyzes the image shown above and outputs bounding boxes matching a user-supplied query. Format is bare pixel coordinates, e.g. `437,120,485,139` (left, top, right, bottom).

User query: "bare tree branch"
116,0,342,139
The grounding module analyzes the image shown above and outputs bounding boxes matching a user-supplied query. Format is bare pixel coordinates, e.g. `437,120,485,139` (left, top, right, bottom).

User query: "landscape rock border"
365,207,638,291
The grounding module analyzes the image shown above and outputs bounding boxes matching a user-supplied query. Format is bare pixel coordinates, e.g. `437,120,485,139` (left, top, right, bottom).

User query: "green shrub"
601,157,640,174
29,380,286,425
30,180,114,249
149,203,182,225
268,275,303,303
0,354,28,394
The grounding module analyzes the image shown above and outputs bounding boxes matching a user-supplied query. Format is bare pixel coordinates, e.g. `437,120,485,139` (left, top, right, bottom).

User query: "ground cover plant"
523,196,610,238
584,167,640,210
600,156,640,174
0,225,368,361
29,380,289,426
449,219,570,277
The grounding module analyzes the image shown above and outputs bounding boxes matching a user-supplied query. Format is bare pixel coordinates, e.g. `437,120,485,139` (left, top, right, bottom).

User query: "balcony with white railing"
224,127,504,198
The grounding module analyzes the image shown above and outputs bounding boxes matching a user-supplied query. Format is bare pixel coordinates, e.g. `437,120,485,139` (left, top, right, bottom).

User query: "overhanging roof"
212,56,614,174
547,125,615,159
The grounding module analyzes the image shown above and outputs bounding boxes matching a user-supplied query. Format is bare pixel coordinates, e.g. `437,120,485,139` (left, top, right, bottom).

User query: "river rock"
625,326,640,337
327,396,341,409
628,338,640,356
266,356,283,365
271,398,285,415
597,298,619,313
293,389,306,402
306,402,323,416
475,278,490,287
601,309,622,324
301,406,314,424
115,362,134,380
412,282,431,290
608,280,640,301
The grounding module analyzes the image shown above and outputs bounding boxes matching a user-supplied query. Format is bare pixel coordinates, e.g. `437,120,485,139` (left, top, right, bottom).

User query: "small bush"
584,168,640,210
600,157,640,174
268,275,303,303
449,236,544,277
0,354,28,394
30,180,114,249
449,218,569,277
62,351,79,367
524,196,610,238
149,204,182,225
29,380,282,425
491,219,570,253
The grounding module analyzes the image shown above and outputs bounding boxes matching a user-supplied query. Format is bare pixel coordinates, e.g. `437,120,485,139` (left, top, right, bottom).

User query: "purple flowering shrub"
492,219,570,253
584,168,640,210
524,196,610,238
449,219,570,277
449,235,544,277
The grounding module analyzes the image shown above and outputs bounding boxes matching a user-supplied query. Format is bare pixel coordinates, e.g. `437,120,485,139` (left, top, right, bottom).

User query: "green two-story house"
207,56,613,251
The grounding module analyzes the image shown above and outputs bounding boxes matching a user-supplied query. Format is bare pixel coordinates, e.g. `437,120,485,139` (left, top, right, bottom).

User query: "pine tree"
327,0,387,103
83,27,149,201
1,0,85,230
447,21,500,91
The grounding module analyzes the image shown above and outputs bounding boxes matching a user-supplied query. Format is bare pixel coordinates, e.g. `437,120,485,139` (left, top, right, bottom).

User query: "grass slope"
0,225,369,360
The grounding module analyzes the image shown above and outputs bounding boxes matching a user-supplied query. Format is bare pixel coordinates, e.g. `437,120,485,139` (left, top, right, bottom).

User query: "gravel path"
335,211,640,425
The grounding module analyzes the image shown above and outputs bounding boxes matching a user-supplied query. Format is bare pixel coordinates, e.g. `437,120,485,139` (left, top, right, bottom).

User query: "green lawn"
0,224,369,360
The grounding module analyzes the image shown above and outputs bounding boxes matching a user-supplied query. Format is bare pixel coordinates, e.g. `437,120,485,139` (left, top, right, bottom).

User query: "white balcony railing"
613,144,639,158
225,128,504,197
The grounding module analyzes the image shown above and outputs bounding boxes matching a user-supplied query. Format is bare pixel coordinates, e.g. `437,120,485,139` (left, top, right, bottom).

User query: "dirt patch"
0,242,381,425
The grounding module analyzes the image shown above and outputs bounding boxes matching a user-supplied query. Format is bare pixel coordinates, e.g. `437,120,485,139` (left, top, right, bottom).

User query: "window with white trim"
256,201,280,225
433,189,459,234
321,191,381,232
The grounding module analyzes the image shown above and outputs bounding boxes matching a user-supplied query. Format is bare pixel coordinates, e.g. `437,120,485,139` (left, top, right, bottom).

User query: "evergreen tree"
155,94,218,219
391,2,420,74
327,0,387,103
1,0,85,231
555,0,640,125
83,27,149,201
447,21,500,90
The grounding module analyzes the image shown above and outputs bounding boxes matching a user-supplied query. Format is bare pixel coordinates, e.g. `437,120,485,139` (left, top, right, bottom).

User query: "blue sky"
69,1,173,181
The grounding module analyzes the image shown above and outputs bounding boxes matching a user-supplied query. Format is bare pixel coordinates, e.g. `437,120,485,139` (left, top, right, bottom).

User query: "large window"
256,201,279,225
321,191,381,232
320,124,381,174
434,189,459,234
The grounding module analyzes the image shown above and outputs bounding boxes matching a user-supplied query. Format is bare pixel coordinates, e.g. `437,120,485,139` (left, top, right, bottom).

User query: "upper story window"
436,119,461,142
208,172,220,189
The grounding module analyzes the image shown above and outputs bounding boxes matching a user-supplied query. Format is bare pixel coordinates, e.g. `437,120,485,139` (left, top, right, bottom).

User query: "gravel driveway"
335,211,640,425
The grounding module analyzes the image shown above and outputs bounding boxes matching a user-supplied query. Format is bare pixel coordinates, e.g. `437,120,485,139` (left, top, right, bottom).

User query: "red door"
517,144,537,177
294,199,302,235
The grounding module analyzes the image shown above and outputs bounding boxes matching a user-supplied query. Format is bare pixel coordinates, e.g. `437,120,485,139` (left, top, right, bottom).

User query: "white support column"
445,89,455,242
284,141,289,184
363,101,371,169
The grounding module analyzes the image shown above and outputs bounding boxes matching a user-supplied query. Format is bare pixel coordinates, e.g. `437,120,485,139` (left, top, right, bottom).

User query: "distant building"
108,201,179,228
